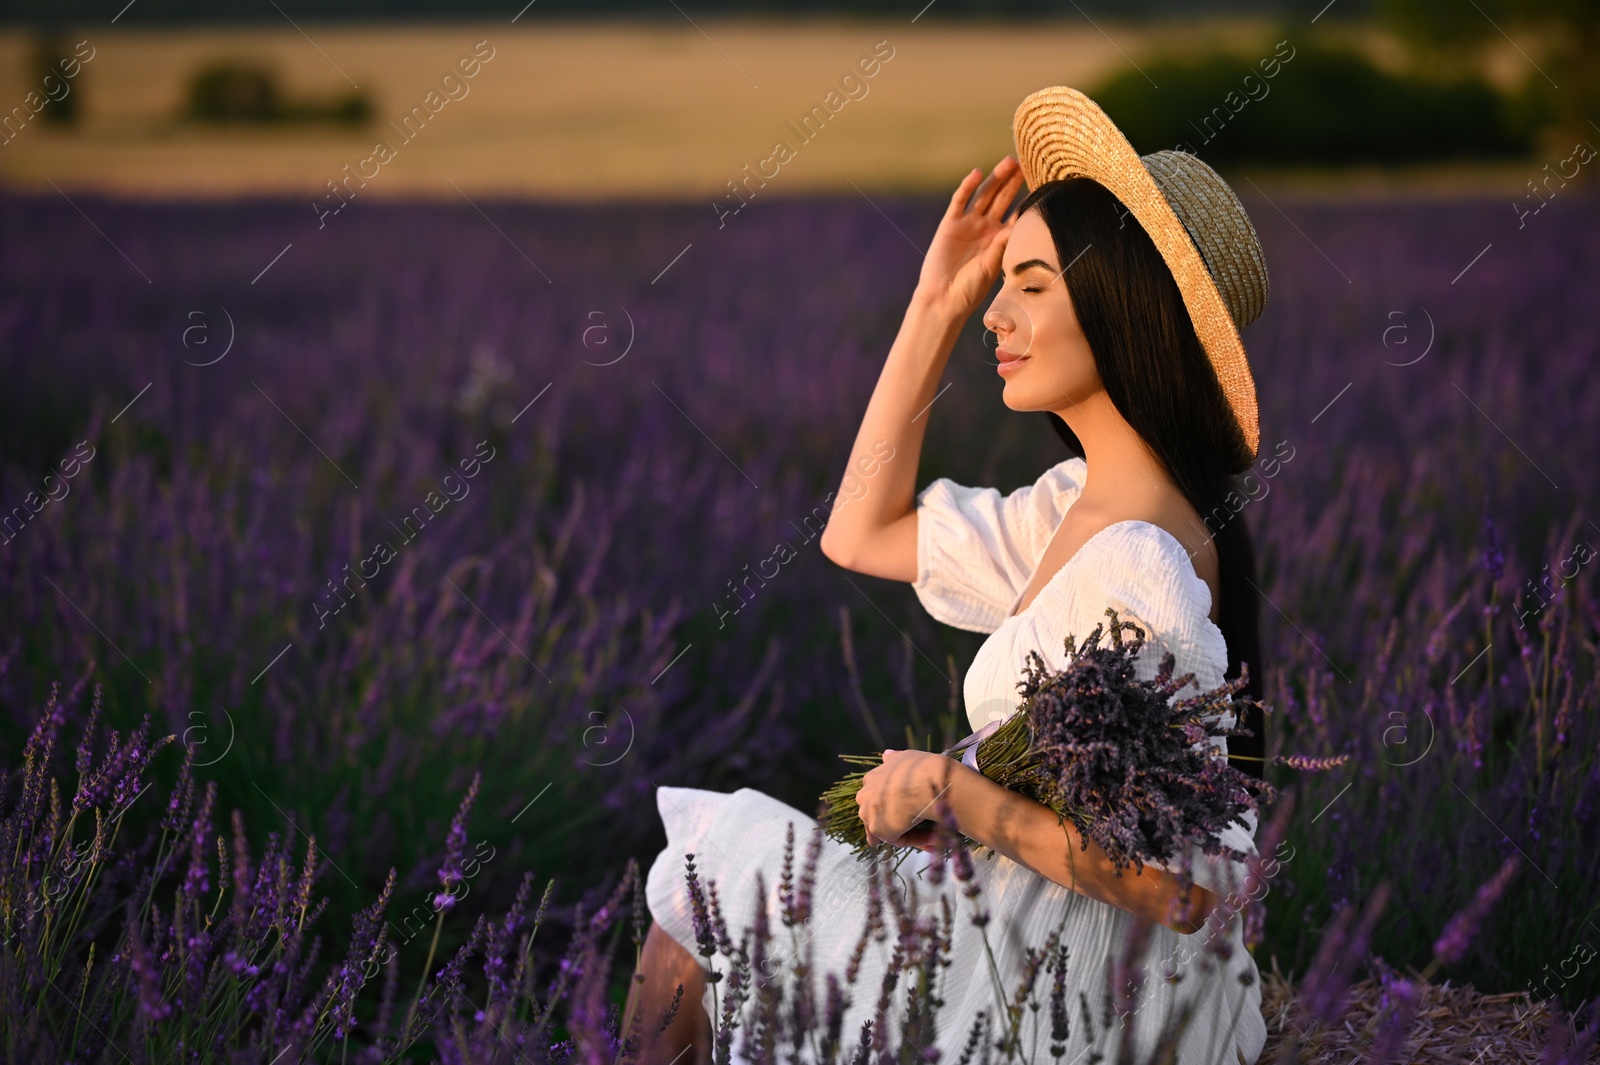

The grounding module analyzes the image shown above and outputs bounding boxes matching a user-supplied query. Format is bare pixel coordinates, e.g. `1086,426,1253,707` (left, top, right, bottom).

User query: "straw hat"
1012,85,1267,463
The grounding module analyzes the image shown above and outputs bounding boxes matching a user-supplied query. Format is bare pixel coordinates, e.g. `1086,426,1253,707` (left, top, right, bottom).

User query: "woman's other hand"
913,156,1026,323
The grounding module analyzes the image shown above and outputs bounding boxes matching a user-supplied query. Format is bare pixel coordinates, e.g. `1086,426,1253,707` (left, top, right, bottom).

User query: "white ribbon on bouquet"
942,717,1003,772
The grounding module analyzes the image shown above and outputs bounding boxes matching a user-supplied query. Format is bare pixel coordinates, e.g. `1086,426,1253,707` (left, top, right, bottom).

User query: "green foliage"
1090,39,1539,164
1380,0,1600,151
29,33,82,126
1376,0,1497,55
183,59,372,125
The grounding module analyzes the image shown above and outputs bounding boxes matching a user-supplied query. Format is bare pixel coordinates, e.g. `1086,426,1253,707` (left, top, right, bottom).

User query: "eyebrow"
1008,258,1058,277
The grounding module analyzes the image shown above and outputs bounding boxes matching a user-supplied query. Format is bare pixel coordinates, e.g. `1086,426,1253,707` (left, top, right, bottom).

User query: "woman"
628,87,1273,1065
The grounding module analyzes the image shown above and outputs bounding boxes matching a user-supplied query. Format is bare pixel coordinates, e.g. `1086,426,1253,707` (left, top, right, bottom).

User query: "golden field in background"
0,17,1542,202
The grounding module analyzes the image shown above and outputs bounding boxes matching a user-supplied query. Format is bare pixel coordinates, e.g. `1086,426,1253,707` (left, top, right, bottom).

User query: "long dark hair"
1014,176,1267,779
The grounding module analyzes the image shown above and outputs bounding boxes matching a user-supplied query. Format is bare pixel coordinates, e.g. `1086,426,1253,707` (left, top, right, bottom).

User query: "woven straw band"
1012,85,1266,462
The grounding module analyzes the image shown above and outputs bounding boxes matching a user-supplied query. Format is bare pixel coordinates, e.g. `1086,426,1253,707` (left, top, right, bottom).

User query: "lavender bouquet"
821,608,1330,875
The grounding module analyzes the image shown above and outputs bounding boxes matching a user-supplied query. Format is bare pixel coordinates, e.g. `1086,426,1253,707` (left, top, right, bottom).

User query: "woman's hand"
856,748,957,848
913,156,1026,324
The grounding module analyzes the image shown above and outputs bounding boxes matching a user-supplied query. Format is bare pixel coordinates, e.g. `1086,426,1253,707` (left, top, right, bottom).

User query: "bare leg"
622,918,713,1065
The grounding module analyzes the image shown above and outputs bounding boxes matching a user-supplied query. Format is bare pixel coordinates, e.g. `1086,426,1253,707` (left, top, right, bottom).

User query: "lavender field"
1,184,1598,1061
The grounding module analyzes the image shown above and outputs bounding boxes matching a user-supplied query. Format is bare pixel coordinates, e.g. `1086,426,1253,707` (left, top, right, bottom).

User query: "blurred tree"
1379,0,1599,170
182,59,371,126
30,33,81,126
185,61,281,122
1090,38,1536,165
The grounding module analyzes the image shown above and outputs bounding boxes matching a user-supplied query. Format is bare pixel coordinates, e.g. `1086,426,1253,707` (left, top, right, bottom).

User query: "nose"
982,303,1011,336
983,296,1032,359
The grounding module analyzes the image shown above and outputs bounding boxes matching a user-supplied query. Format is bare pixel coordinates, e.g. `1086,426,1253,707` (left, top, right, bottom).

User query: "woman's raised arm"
818,156,1026,581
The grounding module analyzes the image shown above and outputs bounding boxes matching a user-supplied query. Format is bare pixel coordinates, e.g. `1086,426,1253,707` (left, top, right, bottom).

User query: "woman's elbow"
820,513,918,581
819,526,852,567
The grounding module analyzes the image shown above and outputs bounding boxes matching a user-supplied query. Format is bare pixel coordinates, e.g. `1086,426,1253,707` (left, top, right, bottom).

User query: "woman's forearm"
817,290,966,581
941,760,1218,933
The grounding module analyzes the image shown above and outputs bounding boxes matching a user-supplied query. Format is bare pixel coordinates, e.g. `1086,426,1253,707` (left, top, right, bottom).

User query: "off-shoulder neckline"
1002,517,1219,634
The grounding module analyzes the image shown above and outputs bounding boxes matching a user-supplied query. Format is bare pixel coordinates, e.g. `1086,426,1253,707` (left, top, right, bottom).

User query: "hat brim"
1012,86,1260,462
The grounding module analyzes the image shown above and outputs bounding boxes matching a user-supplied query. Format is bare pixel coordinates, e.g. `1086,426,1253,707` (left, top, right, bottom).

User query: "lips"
995,349,1028,374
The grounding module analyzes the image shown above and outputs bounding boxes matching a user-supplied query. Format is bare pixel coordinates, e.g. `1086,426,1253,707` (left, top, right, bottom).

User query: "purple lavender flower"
483,870,534,1008
160,751,194,834
1296,881,1392,1027
181,780,217,910
1271,753,1349,771
717,927,754,1060
794,822,824,926
1366,968,1421,1065
73,681,103,779
821,971,846,1060
125,904,174,1022
1003,612,1275,875
682,853,718,960
1107,916,1153,1020
1432,855,1519,967
1542,997,1600,1064
1482,508,1506,581
705,875,738,961
323,867,397,1041
747,868,771,985
436,769,481,906
1242,896,1266,953
778,820,797,926
1049,935,1071,1057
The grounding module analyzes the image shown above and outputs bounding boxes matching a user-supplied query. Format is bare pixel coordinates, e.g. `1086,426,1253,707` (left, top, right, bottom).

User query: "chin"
999,381,1050,413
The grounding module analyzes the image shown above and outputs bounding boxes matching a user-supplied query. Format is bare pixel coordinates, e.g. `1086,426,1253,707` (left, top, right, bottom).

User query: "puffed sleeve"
1061,523,1256,899
1064,522,1229,698
911,457,1088,634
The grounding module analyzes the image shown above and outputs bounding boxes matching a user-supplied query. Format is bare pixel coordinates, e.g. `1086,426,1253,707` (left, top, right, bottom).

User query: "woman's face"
982,207,1101,414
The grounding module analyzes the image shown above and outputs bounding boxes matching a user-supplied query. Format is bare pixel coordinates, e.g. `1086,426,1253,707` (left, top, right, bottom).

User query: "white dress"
645,456,1268,1065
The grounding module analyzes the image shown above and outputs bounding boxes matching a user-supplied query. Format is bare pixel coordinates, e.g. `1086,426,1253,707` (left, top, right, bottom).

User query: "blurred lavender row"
1,185,1597,1048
